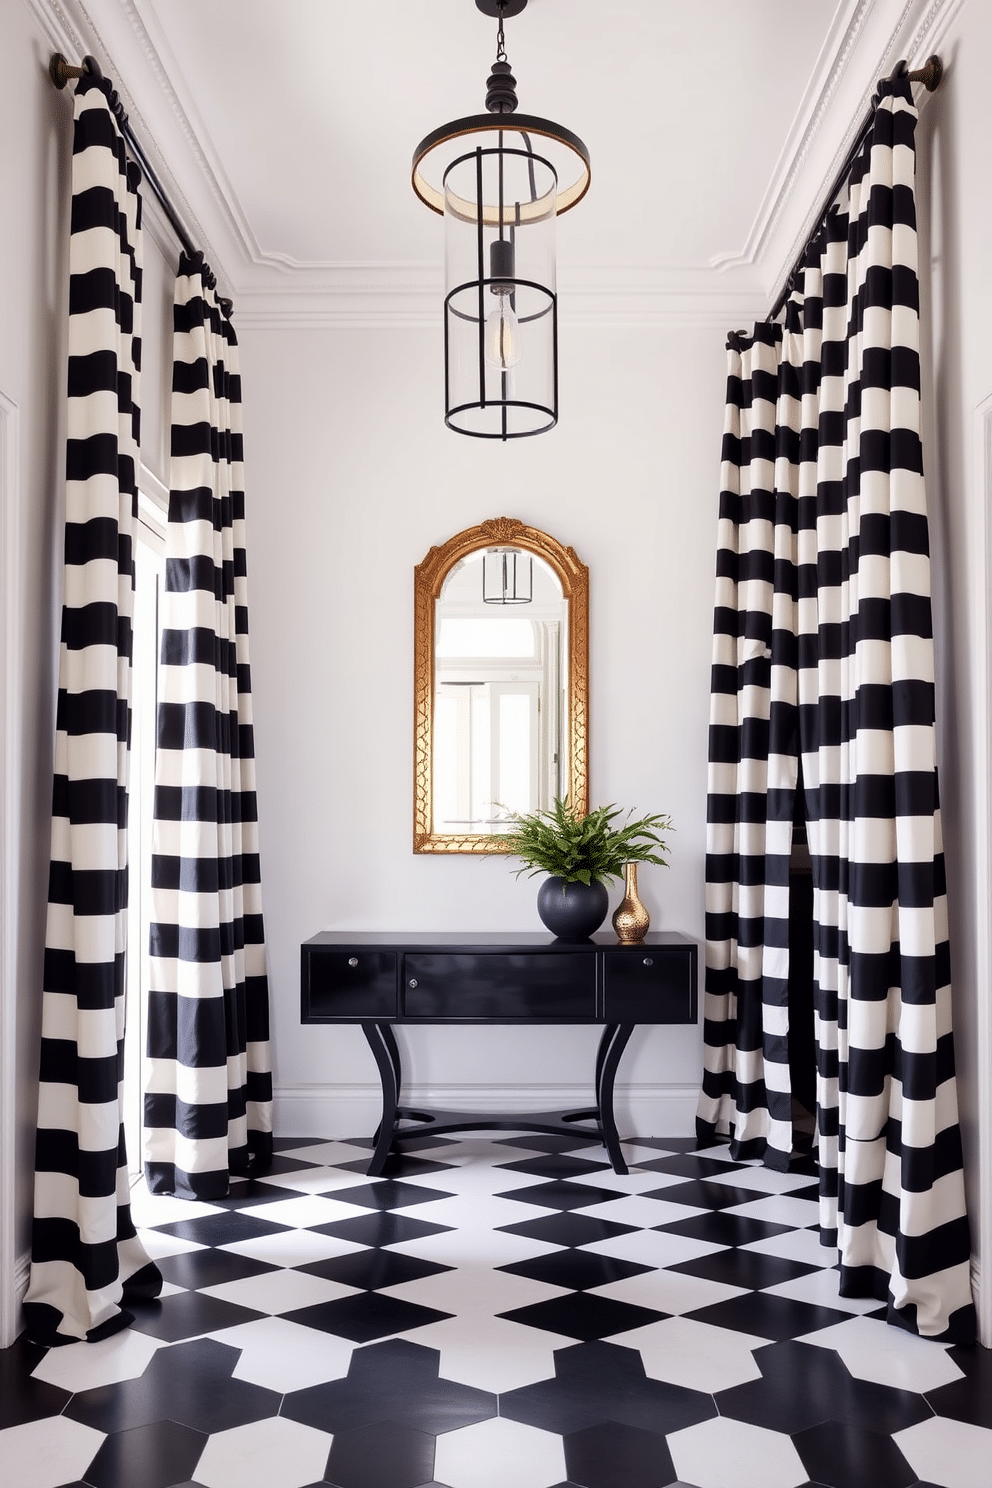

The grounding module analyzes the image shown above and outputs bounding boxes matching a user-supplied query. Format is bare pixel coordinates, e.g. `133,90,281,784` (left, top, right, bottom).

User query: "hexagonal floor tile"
30,1325,164,1392
83,1418,206,1488
667,1415,808,1488
403,1312,572,1393
798,1316,964,1392
194,1415,332,1488
893,1415,992,1488
434,1416,567,1488
792,1419,916,1488
209,1316,356,1392
613,1316,769,1393
325,1420,436,1488
0,1413,105,1488
563,1419,676,1487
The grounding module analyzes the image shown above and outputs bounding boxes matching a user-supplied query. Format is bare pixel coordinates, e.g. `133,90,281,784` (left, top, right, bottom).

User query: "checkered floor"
3,1132,990,1488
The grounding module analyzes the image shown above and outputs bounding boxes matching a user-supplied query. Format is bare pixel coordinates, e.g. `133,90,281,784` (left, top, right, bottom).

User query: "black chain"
496,2,507,62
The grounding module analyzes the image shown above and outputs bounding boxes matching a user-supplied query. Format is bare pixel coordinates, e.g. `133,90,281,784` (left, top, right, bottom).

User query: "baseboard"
273,1084,699,1142
1,1249,30,1348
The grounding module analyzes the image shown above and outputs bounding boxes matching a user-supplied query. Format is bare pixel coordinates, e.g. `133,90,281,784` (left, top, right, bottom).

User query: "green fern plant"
501,797,673,886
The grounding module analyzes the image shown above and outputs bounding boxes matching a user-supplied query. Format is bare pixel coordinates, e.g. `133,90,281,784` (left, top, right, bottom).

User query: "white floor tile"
0,1415,105,1488
201,1267,361,1314
668,1415,808,1488
255,1165,382,1195
405,1312,572,1393
579,1193,708,1227
219,1227,366,1268
581,1229,726,1269
129,1186,224,1227
434,1415,567,1488
578,1141,676,1167
138,1229,207,1260
721,1194,821,1227
276,1140,372,1166
398,1162,549,1195
237,1193,375,1226
762,1267,883,1315
388,1226,561,1269
706,1164,819,1194
383,1263,569,1317
894,1414,992,1488
556,1165,674,1194
194,1415,333,1488
612,1316,770,1392
798,1315,964,1391
395,1191,558,1232
208,1316,356,1392
30,1325,163,1391
592,1268,748,1316
740,1226,836,1267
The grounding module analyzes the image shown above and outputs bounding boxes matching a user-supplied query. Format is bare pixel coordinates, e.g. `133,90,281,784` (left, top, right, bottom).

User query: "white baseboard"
1,1250,30,1348
273,1084,699,1142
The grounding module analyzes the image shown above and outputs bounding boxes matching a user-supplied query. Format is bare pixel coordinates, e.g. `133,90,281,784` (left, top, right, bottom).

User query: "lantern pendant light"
412,0,590,440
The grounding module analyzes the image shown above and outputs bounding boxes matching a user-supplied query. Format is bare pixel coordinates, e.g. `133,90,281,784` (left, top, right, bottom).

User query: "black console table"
301,930,697,1176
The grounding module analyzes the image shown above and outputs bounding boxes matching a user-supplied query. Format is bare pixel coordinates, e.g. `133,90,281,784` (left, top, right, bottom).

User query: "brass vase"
612,862,650,943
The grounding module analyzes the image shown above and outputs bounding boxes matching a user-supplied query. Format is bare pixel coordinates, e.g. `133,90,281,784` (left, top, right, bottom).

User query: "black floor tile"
298,1249,451,1290
495,1180,625,1211
926,1342,992,1426
687,1290,852,1341
792,1419,917,1488
148,1211,292,1246
283,1292,452,1343
208,1179,308,1210
717,1340,934,1435
328,1181,456,1211
635,1151,746,1179
84,1419,207,1488
127,1288,266,1342
563,1420,677,1488
335,1153,459,1179
324,1420,435,1488
344,1134,459,1152
154,1248,278,1291
668,1248,818,1290
500,1291,667,1341
65,1338,278,1435
654,1210,793,1247
497,1134,600,1153
647,1178,772,1210
257,1151,324,1173
497,1211,637,1247
0,1333,70,1428
501,1339,715,1436
282,1339,496,1435
499,1250,651,1290
271,1136,325,1150
629,1137,706,1153
498,1153,613,1180
312,1211,453,1248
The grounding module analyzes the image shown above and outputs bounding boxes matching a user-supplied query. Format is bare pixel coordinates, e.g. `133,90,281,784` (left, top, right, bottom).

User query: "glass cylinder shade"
443,132,557,439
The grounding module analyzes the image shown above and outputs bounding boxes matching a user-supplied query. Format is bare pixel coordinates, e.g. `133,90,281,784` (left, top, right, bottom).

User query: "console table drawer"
603,948,695,1021
304,950,397,1019
403,953,596,1019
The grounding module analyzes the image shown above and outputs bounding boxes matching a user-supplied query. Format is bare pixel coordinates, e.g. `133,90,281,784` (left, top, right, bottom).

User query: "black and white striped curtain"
24,76,162,1345
144,254,272,1200
698,78,975,1341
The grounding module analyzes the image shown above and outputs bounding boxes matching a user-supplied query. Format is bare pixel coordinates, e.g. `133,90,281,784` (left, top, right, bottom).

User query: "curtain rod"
49,51,198,263
767,55,943,324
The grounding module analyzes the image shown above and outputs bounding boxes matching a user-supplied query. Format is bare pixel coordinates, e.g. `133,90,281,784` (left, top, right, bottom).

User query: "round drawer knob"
348,957,359,967
409,978,419,989
642,957,654,967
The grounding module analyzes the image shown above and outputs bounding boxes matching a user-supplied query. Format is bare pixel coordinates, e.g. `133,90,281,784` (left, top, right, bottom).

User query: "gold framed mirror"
414,517,588,853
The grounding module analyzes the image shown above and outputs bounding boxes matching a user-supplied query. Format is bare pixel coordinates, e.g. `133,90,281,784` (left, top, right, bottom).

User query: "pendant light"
412,0,590,440
483,547,533,604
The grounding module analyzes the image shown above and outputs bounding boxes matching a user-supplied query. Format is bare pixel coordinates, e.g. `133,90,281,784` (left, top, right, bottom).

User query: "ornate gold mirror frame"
414,517,589,853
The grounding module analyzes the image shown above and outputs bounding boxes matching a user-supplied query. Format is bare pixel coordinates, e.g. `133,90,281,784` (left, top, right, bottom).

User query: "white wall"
916,0,992,1345
238,317,727,1138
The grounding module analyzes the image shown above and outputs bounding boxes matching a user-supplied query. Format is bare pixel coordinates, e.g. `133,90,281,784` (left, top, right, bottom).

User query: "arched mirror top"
414,518,589,854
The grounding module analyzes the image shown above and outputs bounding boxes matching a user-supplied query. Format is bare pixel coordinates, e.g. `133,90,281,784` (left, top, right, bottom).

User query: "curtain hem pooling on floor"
696,78,975,1343
144,254,272,1201
24,75,163,1346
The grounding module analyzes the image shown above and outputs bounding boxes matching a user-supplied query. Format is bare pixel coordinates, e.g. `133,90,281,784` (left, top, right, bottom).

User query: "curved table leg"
363,1022,401,1176
596,1023,634,1175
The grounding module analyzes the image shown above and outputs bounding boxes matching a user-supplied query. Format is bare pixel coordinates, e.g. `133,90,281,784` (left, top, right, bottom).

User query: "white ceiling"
40,0,954,323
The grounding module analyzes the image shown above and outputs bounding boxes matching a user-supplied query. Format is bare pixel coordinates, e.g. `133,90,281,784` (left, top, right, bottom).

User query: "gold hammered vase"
612,862,650,943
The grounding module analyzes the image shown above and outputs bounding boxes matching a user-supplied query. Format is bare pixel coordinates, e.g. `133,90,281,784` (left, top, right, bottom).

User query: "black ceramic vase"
536,876,610,941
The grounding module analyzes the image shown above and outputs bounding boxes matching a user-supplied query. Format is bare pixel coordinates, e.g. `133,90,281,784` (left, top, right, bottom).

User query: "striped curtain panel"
698,78,975,1341
24,75,162,1346
144,253,272,1200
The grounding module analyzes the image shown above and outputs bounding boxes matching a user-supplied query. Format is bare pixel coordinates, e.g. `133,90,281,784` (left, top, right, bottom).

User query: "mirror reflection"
413,518,588,855
434,550,567,834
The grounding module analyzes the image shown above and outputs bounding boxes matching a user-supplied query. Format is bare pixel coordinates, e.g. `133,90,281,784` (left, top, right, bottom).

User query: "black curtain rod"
767,54,943,324
49,51,199,265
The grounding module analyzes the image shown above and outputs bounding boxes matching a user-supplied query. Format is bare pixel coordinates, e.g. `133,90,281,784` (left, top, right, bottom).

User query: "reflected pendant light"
483,547,533,603
412,0,590,440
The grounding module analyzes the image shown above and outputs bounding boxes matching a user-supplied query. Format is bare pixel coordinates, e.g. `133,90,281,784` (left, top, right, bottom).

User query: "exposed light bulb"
485,292,522,370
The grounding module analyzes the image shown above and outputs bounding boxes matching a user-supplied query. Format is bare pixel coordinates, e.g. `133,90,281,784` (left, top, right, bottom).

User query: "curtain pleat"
698,79,975,1341
144,254,272,1199
24,77,162,1345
